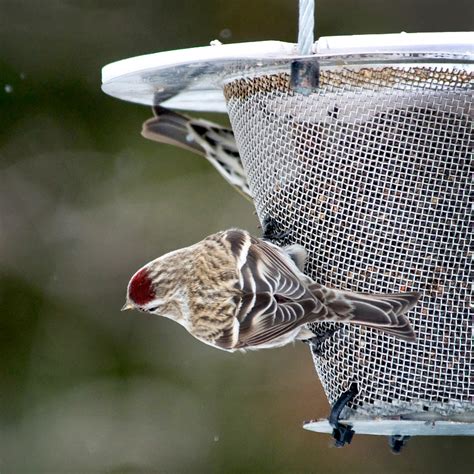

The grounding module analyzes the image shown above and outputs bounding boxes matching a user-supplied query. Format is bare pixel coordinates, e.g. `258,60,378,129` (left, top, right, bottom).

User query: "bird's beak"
121,302,134,311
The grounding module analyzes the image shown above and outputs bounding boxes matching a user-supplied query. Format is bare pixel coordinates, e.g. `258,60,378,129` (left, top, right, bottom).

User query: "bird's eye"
147,306,159,312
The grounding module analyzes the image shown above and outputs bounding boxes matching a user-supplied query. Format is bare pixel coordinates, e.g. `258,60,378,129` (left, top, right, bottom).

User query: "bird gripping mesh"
224,62,473,422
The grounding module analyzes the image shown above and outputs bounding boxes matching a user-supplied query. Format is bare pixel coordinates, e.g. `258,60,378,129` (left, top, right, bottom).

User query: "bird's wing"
244,235,315,299
215,231,326,349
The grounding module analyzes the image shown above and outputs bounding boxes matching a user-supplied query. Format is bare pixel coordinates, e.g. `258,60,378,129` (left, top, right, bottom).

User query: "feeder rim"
304,418,474,436
101,31,474,112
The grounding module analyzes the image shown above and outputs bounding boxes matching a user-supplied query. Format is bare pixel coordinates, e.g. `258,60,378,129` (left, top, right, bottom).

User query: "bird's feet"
261,215,289,242
303,326,341,355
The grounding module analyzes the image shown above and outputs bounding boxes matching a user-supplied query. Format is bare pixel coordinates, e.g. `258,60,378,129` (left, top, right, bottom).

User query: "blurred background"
0,1,472,472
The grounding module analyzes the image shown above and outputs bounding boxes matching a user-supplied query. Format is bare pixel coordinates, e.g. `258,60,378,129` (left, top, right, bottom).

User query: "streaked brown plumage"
123,229,420,351
141,106,252,200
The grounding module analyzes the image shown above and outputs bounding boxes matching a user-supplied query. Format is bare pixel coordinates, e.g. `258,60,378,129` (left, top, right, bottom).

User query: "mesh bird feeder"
102,6,473,449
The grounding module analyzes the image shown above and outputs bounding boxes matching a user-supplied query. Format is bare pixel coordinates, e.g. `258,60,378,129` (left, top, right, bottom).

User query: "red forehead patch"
129,268,155,306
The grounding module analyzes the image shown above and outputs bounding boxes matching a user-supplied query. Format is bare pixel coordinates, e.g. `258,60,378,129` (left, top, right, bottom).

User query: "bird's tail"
309,285,420,342
142,106,239,160
142,106,251,200
141,105,207,155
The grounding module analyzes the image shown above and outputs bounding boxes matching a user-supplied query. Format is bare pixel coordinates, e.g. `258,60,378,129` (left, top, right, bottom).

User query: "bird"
141,105,252,200
122,227,419,352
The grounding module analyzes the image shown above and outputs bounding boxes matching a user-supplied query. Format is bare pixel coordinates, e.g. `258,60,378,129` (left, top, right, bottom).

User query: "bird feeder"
102,5,473,450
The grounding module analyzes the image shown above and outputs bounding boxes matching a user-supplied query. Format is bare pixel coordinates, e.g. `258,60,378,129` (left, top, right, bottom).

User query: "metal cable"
297,0,315,55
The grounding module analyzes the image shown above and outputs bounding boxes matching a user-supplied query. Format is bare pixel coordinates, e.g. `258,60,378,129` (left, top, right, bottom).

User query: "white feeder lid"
101,31,474,112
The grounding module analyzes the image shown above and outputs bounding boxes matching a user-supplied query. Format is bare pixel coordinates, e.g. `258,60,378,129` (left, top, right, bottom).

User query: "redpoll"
122,228,419,351
141,106,251,200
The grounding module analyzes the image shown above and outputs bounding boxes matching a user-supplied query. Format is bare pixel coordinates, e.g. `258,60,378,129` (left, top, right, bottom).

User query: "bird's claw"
303,326,341,355
261,215,289,241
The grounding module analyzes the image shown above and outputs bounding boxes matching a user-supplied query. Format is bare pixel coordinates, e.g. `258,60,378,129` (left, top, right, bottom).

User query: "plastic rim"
101,32,474,112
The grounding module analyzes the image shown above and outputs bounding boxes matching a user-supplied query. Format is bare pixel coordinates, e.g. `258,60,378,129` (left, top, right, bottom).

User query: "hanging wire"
291,0,318,93
297,0,315,55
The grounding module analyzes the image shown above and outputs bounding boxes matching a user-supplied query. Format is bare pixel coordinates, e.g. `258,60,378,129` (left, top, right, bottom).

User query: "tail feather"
310,285,420,342
141,106,251,200
141,105,206,155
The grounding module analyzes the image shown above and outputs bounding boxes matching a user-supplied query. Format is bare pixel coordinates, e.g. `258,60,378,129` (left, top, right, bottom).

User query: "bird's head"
123,266,157,311
122,259,185,321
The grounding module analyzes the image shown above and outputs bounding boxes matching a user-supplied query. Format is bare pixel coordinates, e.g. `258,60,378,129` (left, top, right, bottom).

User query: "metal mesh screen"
224,64,473,420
